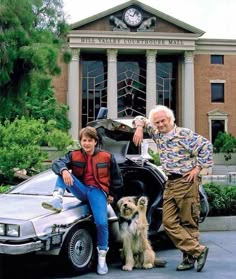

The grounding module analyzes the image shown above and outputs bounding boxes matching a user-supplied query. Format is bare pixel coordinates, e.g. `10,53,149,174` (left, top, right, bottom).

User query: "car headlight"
7,224,20,237
0,224,20,237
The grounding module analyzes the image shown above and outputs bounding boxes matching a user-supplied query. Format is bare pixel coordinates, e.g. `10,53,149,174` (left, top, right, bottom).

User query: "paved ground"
74,231,236,279
1,231,235,279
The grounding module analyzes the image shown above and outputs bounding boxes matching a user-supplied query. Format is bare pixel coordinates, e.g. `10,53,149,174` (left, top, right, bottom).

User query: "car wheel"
61,224,96,275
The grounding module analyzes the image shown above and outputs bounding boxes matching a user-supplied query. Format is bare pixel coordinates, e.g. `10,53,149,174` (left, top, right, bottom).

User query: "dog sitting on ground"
117,196,167,271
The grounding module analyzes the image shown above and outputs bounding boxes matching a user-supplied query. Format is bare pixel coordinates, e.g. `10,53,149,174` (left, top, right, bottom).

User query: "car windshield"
10,170,73,196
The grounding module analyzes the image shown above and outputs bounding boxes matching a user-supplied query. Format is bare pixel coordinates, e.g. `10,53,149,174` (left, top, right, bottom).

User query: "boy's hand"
62,170,74,186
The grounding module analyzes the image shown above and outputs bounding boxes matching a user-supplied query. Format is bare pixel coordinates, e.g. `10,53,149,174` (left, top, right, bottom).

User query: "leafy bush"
0,117,73,180
149,149,161,166
213,132,236,161
203,183,236,216
0,185,10,193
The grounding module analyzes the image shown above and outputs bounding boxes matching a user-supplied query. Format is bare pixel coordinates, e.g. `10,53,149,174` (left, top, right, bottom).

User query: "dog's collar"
119,212,139,225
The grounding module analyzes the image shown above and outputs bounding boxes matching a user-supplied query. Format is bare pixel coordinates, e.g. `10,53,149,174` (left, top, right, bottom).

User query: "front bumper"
0,232,64,255
0,240,43,255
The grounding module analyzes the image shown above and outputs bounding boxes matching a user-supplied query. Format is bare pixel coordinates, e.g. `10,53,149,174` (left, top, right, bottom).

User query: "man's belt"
167,173,183,180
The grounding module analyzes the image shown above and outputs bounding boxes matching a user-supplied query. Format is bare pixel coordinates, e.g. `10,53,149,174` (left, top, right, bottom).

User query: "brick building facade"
53,0,236,143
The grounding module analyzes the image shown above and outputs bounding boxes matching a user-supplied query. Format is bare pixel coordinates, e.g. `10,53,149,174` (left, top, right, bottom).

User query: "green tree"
0,0,72,130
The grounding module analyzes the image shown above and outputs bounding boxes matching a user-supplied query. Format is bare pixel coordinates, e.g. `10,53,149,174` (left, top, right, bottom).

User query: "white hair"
148,105,175,126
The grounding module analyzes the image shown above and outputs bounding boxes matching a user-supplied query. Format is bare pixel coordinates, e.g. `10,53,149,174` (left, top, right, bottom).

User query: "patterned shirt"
133,117,213,175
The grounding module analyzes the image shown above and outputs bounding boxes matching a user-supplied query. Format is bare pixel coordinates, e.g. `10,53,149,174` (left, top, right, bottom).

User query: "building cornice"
196,38,236,54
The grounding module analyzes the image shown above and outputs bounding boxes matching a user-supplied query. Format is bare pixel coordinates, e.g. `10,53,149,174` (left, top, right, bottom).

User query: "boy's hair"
79,126,99,141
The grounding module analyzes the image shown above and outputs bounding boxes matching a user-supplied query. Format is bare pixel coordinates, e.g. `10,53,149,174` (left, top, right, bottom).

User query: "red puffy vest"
71,150,111,194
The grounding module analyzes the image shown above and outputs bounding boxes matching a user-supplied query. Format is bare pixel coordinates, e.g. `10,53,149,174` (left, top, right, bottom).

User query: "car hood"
0,194,92,240
0,194,82,221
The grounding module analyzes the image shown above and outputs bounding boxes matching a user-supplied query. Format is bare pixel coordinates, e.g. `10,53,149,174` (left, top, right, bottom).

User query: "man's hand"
183,166,201,182
62,169,74,186
133,126,144,146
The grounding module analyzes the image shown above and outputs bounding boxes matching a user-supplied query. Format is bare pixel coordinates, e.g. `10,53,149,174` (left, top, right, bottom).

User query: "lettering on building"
78,37,184,46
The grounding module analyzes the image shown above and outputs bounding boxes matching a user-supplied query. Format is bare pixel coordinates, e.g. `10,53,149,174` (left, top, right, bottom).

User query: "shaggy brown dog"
117,196,167,271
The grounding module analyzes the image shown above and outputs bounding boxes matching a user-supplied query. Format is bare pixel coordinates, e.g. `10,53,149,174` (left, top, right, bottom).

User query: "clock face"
123,7,143,27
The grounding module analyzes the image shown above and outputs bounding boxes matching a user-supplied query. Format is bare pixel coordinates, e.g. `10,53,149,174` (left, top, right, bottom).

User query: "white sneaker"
97,248,108,275
42,197,63,213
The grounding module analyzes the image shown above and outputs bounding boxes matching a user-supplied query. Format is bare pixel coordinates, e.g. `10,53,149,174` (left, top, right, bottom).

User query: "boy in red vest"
42,126,123,275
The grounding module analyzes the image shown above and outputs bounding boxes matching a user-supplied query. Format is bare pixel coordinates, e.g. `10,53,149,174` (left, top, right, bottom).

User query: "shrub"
149,149,161,166
203,183,236,216
0,185,10,193
213,131,236,161
0,117,73,180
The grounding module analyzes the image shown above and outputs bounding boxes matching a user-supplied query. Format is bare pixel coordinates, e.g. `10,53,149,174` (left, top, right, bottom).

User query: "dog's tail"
154,256,167,267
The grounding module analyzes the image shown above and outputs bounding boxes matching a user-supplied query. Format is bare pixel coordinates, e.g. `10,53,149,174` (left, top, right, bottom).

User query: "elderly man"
132,105,213,272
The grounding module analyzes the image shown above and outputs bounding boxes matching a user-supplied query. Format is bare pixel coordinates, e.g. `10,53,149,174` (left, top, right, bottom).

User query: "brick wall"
195,54,236,139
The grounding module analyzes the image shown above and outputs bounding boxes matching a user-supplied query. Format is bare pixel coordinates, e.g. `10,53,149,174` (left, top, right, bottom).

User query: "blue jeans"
55,174,108,250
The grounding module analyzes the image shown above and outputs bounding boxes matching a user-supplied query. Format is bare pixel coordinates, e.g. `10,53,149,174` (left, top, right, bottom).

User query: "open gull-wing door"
87,108,150,160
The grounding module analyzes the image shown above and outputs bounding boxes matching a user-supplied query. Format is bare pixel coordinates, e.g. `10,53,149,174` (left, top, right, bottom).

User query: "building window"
81,54,108,128
156,56,178,123
117,55,146,117
211,55,224,64
208,109,228,143
211,83,224,103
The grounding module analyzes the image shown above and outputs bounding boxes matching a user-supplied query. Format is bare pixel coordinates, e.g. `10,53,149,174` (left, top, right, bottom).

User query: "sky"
63,0,236,40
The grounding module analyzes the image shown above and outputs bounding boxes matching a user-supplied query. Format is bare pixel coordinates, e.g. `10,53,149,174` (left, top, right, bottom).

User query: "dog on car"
117,196,167,271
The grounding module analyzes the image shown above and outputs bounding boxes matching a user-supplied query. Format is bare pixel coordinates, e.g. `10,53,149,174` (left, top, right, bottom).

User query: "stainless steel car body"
0,170,118,257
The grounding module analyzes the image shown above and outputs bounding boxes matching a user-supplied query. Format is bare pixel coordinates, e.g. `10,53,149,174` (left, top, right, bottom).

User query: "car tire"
61,224,96,275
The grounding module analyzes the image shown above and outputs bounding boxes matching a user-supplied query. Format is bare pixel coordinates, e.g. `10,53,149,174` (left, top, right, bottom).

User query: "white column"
107,49,118,118
68,49,80,141
146,50,157,115
183,51,195,130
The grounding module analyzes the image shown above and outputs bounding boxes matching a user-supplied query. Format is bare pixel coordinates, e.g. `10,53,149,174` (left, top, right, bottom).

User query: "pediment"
71,0,204,36
208,109,229,116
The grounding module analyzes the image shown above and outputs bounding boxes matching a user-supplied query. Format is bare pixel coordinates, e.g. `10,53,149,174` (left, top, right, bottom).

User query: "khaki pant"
162,177,205,258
